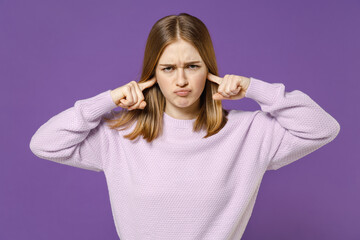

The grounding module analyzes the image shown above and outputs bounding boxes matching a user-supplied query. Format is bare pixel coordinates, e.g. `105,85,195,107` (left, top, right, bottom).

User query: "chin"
176,100,198,108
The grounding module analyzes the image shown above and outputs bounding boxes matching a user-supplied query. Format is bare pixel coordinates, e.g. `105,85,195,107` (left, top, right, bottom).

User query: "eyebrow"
159,61,201,66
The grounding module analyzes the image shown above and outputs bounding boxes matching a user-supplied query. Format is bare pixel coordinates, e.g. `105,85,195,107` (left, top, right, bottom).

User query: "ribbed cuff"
245,77,281,106
77,90,118,120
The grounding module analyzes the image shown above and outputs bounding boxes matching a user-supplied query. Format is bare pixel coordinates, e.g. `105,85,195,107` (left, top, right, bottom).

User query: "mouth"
174,90,191,96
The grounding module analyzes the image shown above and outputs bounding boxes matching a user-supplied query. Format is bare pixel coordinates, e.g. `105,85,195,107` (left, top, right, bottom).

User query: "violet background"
1,0,358,239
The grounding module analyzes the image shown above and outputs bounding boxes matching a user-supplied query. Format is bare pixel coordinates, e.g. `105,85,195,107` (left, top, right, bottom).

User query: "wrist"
110,90,118,105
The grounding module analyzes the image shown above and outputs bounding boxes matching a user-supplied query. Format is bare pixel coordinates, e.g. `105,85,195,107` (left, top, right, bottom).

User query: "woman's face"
155,39,208,119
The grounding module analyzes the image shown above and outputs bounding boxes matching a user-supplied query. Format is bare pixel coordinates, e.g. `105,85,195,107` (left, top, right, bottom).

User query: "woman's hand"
207,73,251,100
110,76,157,110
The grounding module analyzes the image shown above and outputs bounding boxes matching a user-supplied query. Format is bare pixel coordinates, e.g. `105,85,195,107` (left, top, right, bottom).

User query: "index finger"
138,76,157,91
207,72,222,85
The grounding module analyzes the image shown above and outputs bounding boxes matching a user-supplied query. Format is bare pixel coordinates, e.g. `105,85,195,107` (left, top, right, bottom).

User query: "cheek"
193,72,207,90
155,75,171,95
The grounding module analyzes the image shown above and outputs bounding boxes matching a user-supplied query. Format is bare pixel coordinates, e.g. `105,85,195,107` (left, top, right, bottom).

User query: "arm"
245,77,340,171
29,90,118,172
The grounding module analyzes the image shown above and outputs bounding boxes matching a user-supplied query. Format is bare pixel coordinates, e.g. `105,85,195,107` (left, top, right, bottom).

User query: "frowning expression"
155,39,207,118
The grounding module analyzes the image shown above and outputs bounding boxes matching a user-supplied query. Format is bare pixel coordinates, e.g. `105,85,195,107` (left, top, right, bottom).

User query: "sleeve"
245,77,341,171
29,90,118,172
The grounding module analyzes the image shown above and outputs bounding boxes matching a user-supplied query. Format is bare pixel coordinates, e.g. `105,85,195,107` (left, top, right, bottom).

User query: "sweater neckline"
163,111,197,129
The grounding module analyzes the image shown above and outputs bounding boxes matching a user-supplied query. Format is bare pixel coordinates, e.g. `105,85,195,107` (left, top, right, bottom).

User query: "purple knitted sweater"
30,77,340,239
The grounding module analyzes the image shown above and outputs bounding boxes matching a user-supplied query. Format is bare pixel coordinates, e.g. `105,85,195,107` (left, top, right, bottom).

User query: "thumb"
140,101,147,108
213,93,224,100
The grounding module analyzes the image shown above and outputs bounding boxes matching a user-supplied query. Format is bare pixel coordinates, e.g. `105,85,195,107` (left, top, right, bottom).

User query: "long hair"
104,13,229,142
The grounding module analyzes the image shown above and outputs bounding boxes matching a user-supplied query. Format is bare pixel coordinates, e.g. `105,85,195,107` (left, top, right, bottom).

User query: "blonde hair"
104,13,229,142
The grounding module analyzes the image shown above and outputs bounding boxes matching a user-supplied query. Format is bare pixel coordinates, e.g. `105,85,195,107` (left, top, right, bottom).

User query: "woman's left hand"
207,72,251,100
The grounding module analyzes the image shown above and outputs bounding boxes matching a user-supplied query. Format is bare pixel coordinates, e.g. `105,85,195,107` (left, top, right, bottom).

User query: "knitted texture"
30,77,340,239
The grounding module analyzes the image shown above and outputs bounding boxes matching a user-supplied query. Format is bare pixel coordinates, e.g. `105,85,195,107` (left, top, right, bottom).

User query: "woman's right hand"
110,76,157,110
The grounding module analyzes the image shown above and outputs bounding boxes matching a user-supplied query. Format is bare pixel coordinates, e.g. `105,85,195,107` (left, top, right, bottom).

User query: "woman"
29,13,340,240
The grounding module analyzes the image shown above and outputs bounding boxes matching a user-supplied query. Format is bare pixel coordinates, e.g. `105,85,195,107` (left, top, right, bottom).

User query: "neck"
164,100,201,120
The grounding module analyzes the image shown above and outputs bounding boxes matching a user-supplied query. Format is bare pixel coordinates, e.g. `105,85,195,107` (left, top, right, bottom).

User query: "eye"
162,65,200,72
162,67,173,72
188,65,199,69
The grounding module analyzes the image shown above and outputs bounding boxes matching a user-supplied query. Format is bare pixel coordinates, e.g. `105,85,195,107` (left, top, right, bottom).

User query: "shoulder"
227,108,272,128
226,109,258,123
102,109,123,120
99,109,122,130
100,109,138,134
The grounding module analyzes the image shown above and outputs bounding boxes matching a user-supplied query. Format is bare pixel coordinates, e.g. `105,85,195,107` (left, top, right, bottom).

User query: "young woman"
29,13,340,240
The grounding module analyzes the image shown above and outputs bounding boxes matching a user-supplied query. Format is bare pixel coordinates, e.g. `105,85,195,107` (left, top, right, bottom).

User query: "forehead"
159,39,202,62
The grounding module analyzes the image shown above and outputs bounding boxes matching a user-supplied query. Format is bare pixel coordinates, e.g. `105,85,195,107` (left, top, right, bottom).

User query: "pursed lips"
174,89,191,93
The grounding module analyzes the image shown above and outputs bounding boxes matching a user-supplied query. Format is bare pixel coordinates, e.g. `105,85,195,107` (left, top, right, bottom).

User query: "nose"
175,67,188,87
